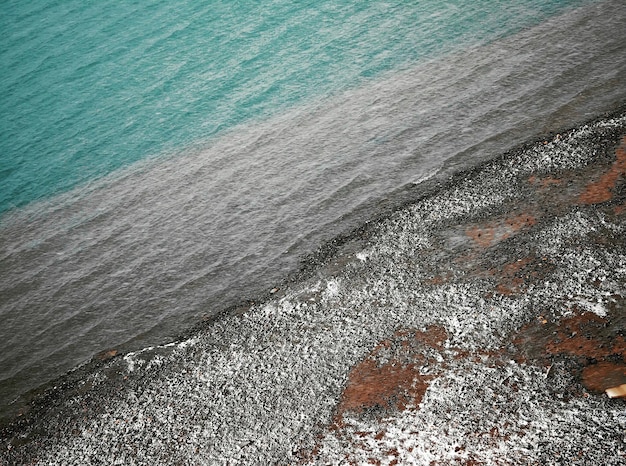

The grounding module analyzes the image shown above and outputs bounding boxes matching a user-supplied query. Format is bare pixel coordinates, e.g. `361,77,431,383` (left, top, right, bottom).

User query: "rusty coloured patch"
502,213,537,236
544,313,625,361
491,257,534,296
529,175,564,189
424,273,453,286
466,225,496,248
513,310,626,393
394,326,448,348
334,326,448,423
466,213,537,249
582,362,626,393
579,136,626,204
500,257,534,276
482,255,556,297
337,359,433,415
96,349,118,361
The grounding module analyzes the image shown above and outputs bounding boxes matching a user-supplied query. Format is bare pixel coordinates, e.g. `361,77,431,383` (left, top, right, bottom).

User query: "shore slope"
2,110,626,465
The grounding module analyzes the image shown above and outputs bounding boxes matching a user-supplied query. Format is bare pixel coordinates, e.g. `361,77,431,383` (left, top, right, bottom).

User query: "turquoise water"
1,0,589,215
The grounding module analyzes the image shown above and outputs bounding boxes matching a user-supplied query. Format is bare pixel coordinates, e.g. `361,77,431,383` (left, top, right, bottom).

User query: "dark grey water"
1,0,625,418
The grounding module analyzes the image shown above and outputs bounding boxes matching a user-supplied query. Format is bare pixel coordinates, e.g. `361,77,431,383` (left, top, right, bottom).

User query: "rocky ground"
1,109,625,465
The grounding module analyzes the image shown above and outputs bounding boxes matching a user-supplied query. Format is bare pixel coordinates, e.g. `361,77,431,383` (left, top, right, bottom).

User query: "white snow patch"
575,297,608,317
325,279,341,298
356,251,369,262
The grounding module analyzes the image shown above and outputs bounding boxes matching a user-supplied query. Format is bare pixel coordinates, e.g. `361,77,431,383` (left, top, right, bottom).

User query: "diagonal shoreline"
3,0,626,427
2,107,626,464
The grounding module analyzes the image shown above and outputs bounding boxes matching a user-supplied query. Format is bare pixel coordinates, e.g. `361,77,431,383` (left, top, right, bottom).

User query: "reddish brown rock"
466,213,537,249
334,326,448,424
579,136,626,204
582,362,626,393
337,359,432,415
513,310,625,393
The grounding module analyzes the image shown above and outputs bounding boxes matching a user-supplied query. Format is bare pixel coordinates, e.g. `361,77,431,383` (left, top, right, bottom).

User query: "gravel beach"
2,109,626,465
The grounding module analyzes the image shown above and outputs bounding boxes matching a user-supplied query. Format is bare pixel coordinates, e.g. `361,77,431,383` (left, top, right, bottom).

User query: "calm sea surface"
1,0,625,418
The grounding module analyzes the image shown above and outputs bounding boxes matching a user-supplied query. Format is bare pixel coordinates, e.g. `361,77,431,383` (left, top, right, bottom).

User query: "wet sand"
1,108,626,465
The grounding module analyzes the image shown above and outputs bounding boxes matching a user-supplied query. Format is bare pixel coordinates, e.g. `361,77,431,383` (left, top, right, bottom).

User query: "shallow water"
0,0,591,214
1,0,626,417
